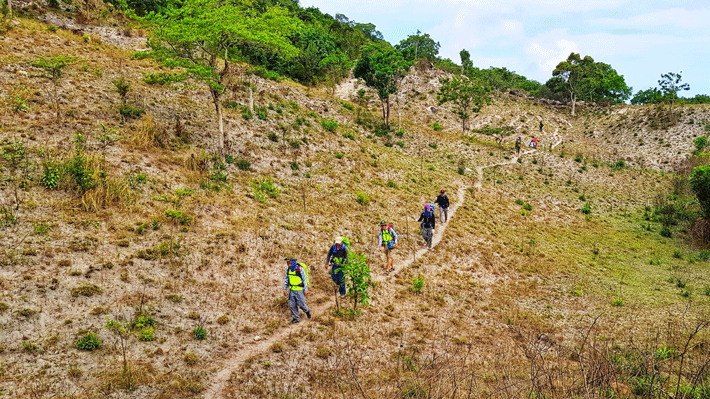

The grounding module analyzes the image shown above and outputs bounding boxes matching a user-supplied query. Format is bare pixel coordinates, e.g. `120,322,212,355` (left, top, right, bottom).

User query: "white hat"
334,236,343,244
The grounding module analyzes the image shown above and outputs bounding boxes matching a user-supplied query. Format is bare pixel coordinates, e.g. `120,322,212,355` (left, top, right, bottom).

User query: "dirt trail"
203,127,565,399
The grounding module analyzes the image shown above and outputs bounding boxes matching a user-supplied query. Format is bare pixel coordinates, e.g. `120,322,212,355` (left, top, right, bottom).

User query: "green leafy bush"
409,275,424,294
165,209,192,225
119,104,145,118
581,203,592,215
142,72,184,85
76,332,102,350
355,192,369,206
342,132,355,140
235,159,251,171
193,327,207,340
431,122,443,131
321,118,338,132
139,328,155,341
428,142,438,149
256,106,268,120
251,178,280,203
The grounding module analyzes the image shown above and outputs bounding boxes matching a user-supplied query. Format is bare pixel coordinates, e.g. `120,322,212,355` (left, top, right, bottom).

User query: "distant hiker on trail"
378,221,398,273
514,136,522,156
325,236,349,297
418,204,436,249
283,256,310,324
529,136,538,148
435,189,450,223
539,120,543,132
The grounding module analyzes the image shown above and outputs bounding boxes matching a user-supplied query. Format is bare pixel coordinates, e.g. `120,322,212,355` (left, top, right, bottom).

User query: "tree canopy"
353,44,410,127
395,30,440,63
437,76,490,133
548,53,631,115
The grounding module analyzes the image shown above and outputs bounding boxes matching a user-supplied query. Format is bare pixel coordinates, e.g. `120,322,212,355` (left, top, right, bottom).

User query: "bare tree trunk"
248,82,254,113
8,0,11,17
212,91,225,149
570,93,576,116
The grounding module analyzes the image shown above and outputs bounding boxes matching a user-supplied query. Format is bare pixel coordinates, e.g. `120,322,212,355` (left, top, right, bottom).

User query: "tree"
31,55,79,120
395,30,440,63
690,165,710,219
631,88,664,105
437,76,490,133
353,44,410,127
339,252,371,317
320,50,352,95
149,0,303,148
459,49,472,75
550,53,630,115
659,71,690,108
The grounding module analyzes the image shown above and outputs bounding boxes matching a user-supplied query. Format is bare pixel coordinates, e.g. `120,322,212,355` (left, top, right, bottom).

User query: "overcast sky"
299,0,710,97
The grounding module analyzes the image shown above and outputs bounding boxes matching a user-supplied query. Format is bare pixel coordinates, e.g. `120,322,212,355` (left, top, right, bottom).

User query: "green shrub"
193,327,207,340
256,107,268,120
71,284,102,297
355,192,369,206
610,160,625,170
581,203,592,215
335,152,344,159
386,181,396,188
514,199,524,206
409,275,424,294
523,203,532,211
165,209,192,225
342,102,354,111
611,298,624,307
395,128,405,137
342,132,355,140
139,328,155,341
241,107,253,120
699,250,710,261
251,178,280,203
321,118,338,132
431,122,443,131
119,104,145,118
132,314,155,329
76,332,102,350
235,159,251,171
142,72,184,85
428,142,438,149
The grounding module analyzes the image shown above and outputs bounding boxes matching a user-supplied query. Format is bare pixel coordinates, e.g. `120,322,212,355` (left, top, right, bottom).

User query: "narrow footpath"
203,128,563,398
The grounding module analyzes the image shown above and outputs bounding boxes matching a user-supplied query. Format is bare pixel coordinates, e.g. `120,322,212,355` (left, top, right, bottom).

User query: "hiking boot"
306,311,311,319
290,319,300,324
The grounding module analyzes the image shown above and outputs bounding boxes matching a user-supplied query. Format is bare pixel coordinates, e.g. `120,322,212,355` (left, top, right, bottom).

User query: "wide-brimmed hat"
284,255,296,261
334,236,343,244
379,220,387,226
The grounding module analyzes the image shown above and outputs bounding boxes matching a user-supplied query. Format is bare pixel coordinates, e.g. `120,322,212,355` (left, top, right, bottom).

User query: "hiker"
283,256,310,324
539,120,543,132
378,221,398,272
514,136,522,156
529,137,538,148
418,204,436,249
325,236,348,296
435,189,450,223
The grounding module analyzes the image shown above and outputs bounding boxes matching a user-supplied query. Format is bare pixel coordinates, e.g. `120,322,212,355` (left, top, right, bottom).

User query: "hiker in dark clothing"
418,204,436,248
515,136,522,156
324,236,348,296
435,190,450,223
539,120,543,132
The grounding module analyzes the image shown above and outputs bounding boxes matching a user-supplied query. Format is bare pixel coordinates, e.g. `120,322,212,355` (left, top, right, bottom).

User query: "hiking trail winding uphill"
203,127,565,399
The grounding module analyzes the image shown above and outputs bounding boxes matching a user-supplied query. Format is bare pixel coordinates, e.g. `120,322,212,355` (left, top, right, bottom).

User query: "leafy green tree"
550,53,630,115
353,44,410,127
339,252,371,317
320,50,352,95
631,88,665,105
658,71,690,109
460,49,473,75
149,0,303,148
395,30,440,63
437,76,490,133
691,165,710,219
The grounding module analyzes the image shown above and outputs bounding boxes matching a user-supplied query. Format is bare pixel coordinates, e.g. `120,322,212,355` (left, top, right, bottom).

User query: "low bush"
76,332,102,350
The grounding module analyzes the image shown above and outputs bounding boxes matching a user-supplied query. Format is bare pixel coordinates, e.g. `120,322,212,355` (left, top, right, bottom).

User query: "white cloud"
525,38,578,75
593,7,710,31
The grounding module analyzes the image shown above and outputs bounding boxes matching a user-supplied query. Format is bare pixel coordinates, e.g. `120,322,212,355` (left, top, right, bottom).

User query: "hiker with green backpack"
378,221,398,272
325,236,349,296
283,255,311,324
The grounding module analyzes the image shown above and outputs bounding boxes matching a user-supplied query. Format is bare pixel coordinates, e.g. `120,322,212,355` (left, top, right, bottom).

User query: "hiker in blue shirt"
283,256,310,324
325,236,348,296
418,204,436,249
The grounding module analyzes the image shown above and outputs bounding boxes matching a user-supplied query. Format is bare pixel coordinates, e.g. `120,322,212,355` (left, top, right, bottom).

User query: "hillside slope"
2,15,710,399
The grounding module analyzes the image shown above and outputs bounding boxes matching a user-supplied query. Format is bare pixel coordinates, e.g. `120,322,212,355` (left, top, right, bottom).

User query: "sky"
298,0,710,97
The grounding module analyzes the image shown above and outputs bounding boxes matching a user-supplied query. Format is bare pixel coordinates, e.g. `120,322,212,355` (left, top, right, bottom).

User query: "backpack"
424,203,436,217
296,262,309,289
